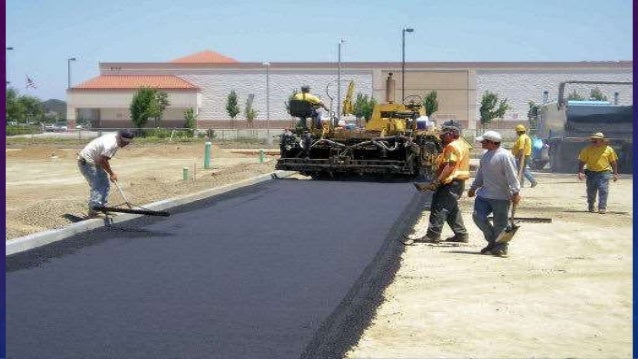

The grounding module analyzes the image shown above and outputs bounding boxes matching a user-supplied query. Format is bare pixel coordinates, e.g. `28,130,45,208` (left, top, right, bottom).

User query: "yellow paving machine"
276,74,443,179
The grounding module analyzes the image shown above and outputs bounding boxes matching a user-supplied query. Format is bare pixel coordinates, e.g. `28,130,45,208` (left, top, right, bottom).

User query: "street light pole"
337,39,345,127
6,47,14,86
401,27,414,102
262,62,270,138
67,57,77,89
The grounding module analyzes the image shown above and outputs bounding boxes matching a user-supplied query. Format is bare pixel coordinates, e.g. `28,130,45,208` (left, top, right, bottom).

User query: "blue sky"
5,0,634,101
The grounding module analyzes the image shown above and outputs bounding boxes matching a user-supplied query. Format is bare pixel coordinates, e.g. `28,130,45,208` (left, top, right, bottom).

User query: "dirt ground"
5,141,633,358
346,172,633,358
5,141,278,240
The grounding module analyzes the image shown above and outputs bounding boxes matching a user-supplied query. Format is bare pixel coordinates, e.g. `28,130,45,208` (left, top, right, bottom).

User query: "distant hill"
43,99,66,118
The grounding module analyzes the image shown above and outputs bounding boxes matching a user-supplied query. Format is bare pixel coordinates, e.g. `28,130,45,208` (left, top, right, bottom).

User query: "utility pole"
401,27,414,102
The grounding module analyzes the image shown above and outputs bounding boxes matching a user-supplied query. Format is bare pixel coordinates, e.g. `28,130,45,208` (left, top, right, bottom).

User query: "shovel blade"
495,224,520,244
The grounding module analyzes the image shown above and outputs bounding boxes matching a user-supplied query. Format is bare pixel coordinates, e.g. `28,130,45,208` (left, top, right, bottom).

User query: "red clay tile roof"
171,50,238,64
73,75,198,90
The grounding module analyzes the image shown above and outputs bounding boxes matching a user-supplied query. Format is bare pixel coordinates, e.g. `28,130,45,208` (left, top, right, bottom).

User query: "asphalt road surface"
6,178,428,359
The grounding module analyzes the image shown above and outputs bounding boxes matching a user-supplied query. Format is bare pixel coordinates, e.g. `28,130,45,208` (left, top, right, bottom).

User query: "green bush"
6,124,40,136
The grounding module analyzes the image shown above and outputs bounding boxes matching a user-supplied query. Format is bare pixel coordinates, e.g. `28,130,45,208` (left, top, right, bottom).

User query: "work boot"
531,181,538,188
480,245,493,255
492,248,509,257
445,234,469,243
598,209,607,214
400,236,416,245
424,234,441,243
492,244,509,257
588,206,596,213
400,234,439,245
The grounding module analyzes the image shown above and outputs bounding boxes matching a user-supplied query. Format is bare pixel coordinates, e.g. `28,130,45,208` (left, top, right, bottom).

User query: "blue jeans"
472,196,511,250
515,155,536,186
585,170,611,210
78,160,110,210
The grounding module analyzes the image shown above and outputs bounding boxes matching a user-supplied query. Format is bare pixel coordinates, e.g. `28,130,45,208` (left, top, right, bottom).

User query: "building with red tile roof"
66,50,632,132
170,50,238,64
73,75,199,90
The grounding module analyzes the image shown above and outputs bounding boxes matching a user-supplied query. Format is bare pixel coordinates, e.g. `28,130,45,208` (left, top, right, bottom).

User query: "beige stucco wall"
67,90,200,127
374,69,476,129
67,62,632,130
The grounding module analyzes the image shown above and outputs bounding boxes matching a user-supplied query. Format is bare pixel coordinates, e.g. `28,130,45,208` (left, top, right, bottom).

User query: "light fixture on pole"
337,39,345,127
67,57,77,89
6,47,14,85
262,62,270,137
401,27,414,102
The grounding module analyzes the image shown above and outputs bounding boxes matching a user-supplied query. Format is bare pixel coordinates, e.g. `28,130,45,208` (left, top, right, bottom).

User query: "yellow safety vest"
436,138,471,183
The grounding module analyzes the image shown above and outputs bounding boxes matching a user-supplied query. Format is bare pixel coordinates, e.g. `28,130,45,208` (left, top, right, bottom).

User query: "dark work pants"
426,180,468,239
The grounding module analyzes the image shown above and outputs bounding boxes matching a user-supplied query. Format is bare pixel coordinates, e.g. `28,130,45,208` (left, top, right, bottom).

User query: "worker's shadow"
419,243,489,256
446,249,489,256
62,213,87,223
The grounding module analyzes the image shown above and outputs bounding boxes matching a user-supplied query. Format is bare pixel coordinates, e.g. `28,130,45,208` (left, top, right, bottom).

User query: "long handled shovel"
495,202,520,243
93,181,170,217
495,154,525,244
114,181,133,209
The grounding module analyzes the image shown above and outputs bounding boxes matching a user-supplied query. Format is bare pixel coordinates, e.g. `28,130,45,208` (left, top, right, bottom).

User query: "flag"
26,76,37,89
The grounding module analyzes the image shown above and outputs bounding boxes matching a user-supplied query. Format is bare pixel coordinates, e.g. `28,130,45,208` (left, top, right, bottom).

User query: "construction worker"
293,85,328,128
403,125,471,244
511,124,537,187
577,132,619,214
468,130,521,257
78,130,134,216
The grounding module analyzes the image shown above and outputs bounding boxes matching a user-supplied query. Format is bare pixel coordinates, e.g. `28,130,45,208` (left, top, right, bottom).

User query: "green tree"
353,93,377,122
129,87,170,129
527,101,540,121
423,90,439,117
150,91,170,127
244,94,258,128
527,101,541,131
589,87,608,101
6,87,25,123
183,108,198,137
19,95,45,123
479,91,509,128
226,90,240,125
130,87,156,129
567,90,585,101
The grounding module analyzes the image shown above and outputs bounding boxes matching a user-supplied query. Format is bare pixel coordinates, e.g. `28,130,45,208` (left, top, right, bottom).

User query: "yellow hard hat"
515,124,526,132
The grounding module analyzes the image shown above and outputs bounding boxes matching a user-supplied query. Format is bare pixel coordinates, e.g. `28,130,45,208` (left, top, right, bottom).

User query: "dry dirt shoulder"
5,143,277,240
346,172,633,359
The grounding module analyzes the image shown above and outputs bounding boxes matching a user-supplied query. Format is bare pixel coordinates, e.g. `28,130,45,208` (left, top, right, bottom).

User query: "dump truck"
276,74,444,179
531,80,633,174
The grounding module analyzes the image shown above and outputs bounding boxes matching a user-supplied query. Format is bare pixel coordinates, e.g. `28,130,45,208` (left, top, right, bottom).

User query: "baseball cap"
118,129,135,143
475,130,502,143
441,125,460,134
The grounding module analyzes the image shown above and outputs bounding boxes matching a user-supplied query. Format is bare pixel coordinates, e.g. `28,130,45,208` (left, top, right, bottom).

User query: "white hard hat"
475,130,502,143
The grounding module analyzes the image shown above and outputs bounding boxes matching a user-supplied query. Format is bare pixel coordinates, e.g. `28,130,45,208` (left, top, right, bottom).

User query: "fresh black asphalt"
6,178,430,359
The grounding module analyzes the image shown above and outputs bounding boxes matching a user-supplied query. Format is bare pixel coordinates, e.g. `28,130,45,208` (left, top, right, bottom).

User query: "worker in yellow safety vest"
403,125,471,244
511,124,538,188
293,85,328,128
